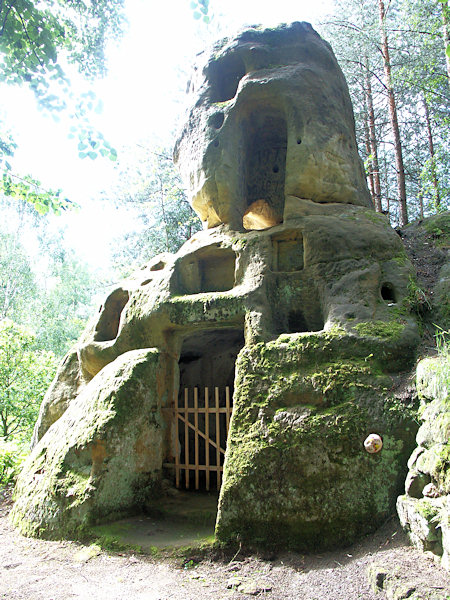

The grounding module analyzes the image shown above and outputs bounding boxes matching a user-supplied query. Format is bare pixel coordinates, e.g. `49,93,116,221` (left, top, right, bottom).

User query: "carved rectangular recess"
177,245,236,295
272,231,304,272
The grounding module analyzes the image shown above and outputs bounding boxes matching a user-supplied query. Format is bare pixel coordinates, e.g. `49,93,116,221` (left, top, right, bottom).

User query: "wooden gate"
163,386,232,491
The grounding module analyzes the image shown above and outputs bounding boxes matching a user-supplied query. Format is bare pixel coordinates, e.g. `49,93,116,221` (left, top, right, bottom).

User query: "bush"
0,438,28,487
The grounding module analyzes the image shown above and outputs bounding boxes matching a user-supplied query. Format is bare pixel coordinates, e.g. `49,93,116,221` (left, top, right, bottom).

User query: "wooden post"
215,387,221,490
175,392,180,489
184,388,189,489
205,387,210,491
225,386,231,432
194,387,199,490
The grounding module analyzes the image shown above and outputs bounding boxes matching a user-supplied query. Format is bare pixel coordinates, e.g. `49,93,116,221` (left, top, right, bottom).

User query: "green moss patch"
353,320,405,339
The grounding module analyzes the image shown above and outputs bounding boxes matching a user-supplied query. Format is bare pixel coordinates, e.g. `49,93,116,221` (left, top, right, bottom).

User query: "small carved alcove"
176,245,236,295
243,108,287,224
271,230,304,272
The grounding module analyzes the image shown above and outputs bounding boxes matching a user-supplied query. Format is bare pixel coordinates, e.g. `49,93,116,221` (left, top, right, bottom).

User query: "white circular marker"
364,434,383,454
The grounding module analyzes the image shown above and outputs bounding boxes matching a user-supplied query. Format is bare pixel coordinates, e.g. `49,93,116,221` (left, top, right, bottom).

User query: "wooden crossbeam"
164,386,233,491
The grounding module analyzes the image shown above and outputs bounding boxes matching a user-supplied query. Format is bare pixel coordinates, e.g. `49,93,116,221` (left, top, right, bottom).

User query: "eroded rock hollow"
12,22,420,550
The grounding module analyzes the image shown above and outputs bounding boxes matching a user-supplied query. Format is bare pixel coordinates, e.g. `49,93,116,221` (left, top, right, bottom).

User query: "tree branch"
12,4,45,69
0,0,16,37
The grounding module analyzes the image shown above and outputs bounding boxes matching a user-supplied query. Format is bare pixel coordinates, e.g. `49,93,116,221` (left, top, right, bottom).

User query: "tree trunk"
378,0,408,226
364,59,382,213
363,114,376,203
422,95,441,208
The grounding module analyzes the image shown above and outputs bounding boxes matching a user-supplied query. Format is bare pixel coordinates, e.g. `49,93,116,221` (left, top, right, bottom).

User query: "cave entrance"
166,328,244,491
243,108,287,223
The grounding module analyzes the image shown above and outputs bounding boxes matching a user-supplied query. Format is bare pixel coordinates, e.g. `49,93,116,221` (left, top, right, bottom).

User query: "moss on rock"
216,333,417,550
11,349,165,539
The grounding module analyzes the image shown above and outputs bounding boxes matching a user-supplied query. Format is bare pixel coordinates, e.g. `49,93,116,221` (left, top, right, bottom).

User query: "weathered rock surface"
174,22,371,229
13,23,422,548
11,349,167,537
397,354,450,570
14,206,420,542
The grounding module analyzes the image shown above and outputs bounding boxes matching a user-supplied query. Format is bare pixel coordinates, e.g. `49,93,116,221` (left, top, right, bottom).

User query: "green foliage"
0,230,36,321
110,145,201,275
319,0,450,224
33,233,101,356
423,211,450,245
404,276,432,315
0,437,28,486
190,0,211,24
0,203,100,356
0,0,126,213
0,319,57,440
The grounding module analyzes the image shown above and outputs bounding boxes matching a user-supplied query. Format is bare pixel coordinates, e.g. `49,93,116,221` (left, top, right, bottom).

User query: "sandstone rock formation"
12,23,421,550
174,21,371,230
397,351,450,570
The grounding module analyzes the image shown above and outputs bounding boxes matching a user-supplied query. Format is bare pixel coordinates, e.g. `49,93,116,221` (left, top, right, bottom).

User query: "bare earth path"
1,492,449,600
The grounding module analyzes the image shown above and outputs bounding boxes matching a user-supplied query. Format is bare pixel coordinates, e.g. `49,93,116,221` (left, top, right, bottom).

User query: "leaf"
87,151,97,160
78,142,88,151
193,11,201,19
78,151,87,159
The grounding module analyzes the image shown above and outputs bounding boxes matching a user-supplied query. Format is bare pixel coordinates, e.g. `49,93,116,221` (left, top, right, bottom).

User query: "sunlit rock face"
12,23,421,550
174,21,372,229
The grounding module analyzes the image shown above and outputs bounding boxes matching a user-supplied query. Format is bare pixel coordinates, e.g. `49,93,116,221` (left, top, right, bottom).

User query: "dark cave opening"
174,328,245,491
243,109,287,222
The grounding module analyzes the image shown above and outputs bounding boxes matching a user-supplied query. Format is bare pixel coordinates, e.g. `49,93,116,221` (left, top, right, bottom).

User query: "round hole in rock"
272,165,279,173
380,283,396,303
150,261,165,271
209,112,224,129
297,138,302,144
213,139,220,148
208,53,246,102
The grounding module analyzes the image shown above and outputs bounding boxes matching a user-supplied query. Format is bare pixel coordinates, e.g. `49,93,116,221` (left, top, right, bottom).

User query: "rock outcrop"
174,21,371,230
12,23,422,550
397,354,450,570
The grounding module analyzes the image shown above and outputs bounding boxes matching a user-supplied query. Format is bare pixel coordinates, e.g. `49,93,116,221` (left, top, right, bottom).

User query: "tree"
110,145,201,275
0,319,56,440
0,196,101,357
321,0,450,224
0,231,36,320
378,0,408,225
0,0,126,213
34,234,101,356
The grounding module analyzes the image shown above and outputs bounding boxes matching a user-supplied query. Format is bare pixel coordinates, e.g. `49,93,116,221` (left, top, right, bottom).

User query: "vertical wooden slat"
215,387,221,490
194,387,199,490
205,386,210,491
175,392,180,489
225,386,231,432
184,387,189,489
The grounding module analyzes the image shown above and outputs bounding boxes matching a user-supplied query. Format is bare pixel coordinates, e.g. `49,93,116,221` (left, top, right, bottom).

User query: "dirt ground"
1,489,449,600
